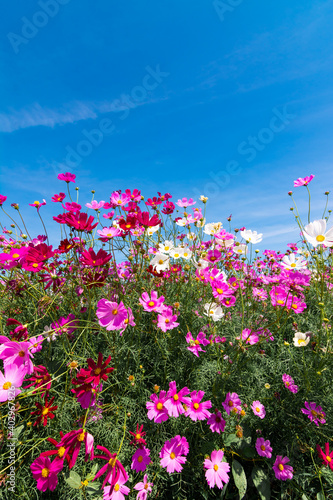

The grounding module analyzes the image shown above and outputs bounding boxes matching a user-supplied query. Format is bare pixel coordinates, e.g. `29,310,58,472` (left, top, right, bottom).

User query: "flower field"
0,173,332,499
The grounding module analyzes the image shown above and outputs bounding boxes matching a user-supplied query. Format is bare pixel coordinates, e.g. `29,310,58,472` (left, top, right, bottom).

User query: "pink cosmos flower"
110,192,131,207
176,197,196,207
157,306,179,332
251,400,266,419
62,201,82,212
97,227,122,241
301,401,326,426
186,331,210,357
272,455,293,480
185,390,212,421
236,328,259,345
0,364,26,401
207,410,226,434
29,199,46,212
103,210,115,219
146,391,169,423
0,341,34,374
316,443,333,470
134,474,153,500
203,450,230,489
139,291,165,313
96,299,128,332
86,200,106,210
293,175,315,187
282,374,298,393
51,192,65,203
159,437,187,473
164,380,191,417
288,295,307,314
255,438,272,458
103,470,130,500
0,195,7,206
57,172,76,183
222,392,242,415
131,446,151,472
28,335,44,354
30,455,63,492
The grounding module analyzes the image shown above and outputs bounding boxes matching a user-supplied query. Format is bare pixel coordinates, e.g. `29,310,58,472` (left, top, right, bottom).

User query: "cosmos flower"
293,174,314,187
203,450,230,489
30,455,63,492
255,438,272,458
302,219,333,247
184,390,212,421
272,455,293,481
301,401,326,426
251,400,266,419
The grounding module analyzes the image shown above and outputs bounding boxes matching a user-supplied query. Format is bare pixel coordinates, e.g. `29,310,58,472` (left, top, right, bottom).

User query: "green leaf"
316,492,325,500
224,433,240,447
86,481,101,495
65,471,82,489
251,467,271,500
232,459,247,499
12,424,24,440
86,463,99,482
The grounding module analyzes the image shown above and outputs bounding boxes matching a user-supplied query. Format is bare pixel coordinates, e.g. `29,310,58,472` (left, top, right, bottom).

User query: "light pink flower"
139,291,165,313
282,374,298,393
0,364,26,401
159,437,187,473
272,455,293,480
97,227,122,241
103,470,130,499
176,197,196,208
86,200,105,210
293,175,315,187
157,306,179,332
251,400,266,419
222,392,242,415
204,450,230,489
134,473,153,499
96,299,128,332
146,391,169,423
0,341,34,374
186,331,210,357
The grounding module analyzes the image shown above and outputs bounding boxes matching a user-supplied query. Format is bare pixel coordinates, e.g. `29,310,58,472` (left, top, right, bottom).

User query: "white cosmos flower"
182,247,192,260
233,244,248,255
240,229,263,244
187,232,197,241
281,253,307,270
215,236,234,248
192,258,210,269
293,331,310,347
158,240,174,254
204,222,223,235
203,303,224,322
146,225,160,236
199,195,208,202
169,247,184,259
150,253,169,272
302,219,333,247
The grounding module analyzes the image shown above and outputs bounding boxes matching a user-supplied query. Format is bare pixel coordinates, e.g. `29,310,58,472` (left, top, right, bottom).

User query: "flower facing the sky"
301,401,326,426
146,391,169,423
57,172,76,183
280,253,307,270
293,174,315,187
240,229,263,244
302,219,333,247
255,438,272,458
184,390,212,421
30,455,63,492
316,443,333,470
139,290,165,313
272,456,293,481
293,332,310,347
203,450,230,489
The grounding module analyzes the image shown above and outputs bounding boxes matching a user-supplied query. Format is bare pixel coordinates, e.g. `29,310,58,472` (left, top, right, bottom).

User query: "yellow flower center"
32,263,39,268
290,263,296,268
316,235,325,242
42,408,49,416
58,446,66,458
94,368,101,375
298,339,306,345
193,403,200,410
256,407,260,413
291,304,298,309
170,452,176,459
277,300,284,305
158,259,164,265
148,301,155,307
165,319,170,323
112,309,118,315
41,468,50,478
165,246,169,251
156,403,163,410
107,233,112,237
173,394,179,401
3,382,11,390
144,483,149,490
278,464,284,471
114,484,120,491
12,253,19,258
77,431,85,442
327,456,332,463
135,433,141,440
261,445,266,451
216,288,223,294
138,455,143,463
213,464,219,471
311,410,318,417
18,350,25,357
194,340,200,345
109,457,117,466
228,401,234,407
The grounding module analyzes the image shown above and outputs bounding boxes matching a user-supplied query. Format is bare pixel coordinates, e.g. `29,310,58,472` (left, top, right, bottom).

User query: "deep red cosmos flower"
80,248,112,267
31,395,58,427
118,215,138,232
51,192,66,203
129,424,147,446
25,243,55,267
93,448,127,489
24,365,52,396
79,353,114,386
136,211,161,227
40,431,73,466
54,211,98,232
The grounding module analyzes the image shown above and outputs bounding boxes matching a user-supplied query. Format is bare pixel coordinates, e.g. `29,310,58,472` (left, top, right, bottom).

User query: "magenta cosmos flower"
164,380,191,417
204,450,230,489
96,299,128,332
316,443,333,470
186,331,210,357
222,392,242,415
146,390,169,423
134,474,153,500
159,437,187,473
251,400,266,419
0,365,26,402
0,340,34,375
207,411,226,434
57,172,76,183
59,429,94,469
293,174,315,187
30,455,63,492
282,374,298,393
185,390,212,421
301,401,326,426
272,455,293,480
86,200,105,210
157,306,179,332
255,438,272,458
139,290,165,313
131,446,151,473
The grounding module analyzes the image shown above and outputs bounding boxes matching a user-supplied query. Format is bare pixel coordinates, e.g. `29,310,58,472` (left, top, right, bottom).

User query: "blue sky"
1,0,333,250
